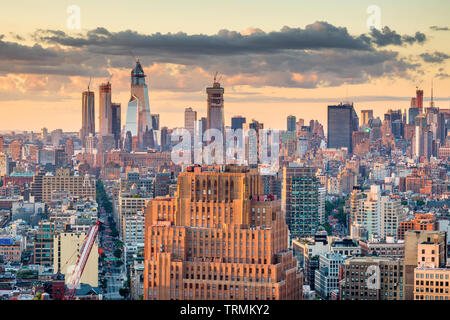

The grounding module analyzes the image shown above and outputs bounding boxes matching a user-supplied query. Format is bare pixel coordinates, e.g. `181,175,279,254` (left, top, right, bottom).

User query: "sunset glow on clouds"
0,1,449,132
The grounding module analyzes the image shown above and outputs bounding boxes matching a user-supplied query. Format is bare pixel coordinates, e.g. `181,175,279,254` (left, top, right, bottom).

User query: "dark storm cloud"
0,22,427,90
369,27,426,47
420,51,450,63
430,26,450,31
34,22,373,56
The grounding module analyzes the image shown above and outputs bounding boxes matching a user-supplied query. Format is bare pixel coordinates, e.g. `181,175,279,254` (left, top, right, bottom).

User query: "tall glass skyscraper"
327,103,357,153
125,60,152,149
282,165,321,241
287,115,296,132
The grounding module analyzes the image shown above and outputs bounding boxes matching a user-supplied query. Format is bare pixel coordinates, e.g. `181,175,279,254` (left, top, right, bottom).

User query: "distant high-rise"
416,88,424,112
111,103,121,149
327,103,356,153
133,61,152,148
361,110,373,127
99,82,112,136
151,114,160,131
287,115,296,132
125,60,152,149
206,76,225,138
184,107,197,138
231,116,246,130
81,89,95,148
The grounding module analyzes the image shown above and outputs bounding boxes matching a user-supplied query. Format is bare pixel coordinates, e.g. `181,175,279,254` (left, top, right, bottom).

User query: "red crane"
64,220,102,300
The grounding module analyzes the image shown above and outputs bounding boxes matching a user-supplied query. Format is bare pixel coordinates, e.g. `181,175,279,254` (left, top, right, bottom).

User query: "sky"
0,0,450,132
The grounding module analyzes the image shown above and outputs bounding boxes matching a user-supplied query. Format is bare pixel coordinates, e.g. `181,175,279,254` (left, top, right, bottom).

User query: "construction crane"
64,220,102,300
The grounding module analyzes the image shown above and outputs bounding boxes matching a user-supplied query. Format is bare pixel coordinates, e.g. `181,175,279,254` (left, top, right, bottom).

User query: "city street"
98,204,126,300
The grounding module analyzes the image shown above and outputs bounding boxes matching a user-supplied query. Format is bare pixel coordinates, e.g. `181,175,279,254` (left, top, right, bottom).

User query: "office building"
34,221,56,266
40,168,96,204
81,89,95,148
206,77,225,139
231,116,246,131
99,82,112,137
143,166,303,300
282,165,321,240
339,256,404,300
184,107,197,138
53,231,98,287
287,115,296,132
327,103,357,153
111,102,121,149
404,230,447,300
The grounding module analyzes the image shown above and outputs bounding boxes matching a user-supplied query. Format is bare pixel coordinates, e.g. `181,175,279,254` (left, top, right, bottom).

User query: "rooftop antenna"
87,77,91,91
107,73,113,83
214,71,218,83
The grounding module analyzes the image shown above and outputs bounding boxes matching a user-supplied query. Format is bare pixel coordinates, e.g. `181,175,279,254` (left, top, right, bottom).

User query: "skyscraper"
81,89,95,148
287,115,296,132
231,116,246,130
151,114,160,131
99,82,112,136
143,166,302,300
131,60,152,149
282,165,321,240
184,107,197,138
361,110,374,127
206,76,225,139
416,88,424,112
111,103,121,149
327,103,356,153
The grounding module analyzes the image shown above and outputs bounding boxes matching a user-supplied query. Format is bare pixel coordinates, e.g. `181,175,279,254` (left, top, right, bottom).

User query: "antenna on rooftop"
87,77,91,91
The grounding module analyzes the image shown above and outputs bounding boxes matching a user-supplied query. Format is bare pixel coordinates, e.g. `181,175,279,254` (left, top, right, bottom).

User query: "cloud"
420,51,450,63
430,26,450,31
369,27,426,47
0,22,427,96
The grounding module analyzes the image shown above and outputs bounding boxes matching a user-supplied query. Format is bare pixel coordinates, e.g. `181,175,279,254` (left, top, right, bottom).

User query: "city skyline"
1,1,450,131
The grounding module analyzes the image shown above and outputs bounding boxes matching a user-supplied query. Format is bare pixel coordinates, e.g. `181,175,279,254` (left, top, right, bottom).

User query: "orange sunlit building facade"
143,165,302,300
397,214,438,240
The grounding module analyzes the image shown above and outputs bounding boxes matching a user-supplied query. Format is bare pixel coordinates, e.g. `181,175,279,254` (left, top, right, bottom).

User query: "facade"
231,116,246,131
292,233,329,290
282,165,321,240
34,221,56,266
53,231,98,288
143,166,303,300
359,239,405,258
339,256,405,300
414,234,450,300
327,103,357,153
206,79,225,139
287,115,296,132
315,252,345,300
184,107,197,138
350,186,381,239
81,90,95,148
111,102,121,149
381,196,405,240
41,168,96,204
404,230,447,300
132,61,152,149
99,82,112,137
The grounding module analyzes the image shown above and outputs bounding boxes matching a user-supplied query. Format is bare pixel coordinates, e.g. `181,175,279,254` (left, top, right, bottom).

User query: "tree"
114,249,122,259
119,287,129,299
